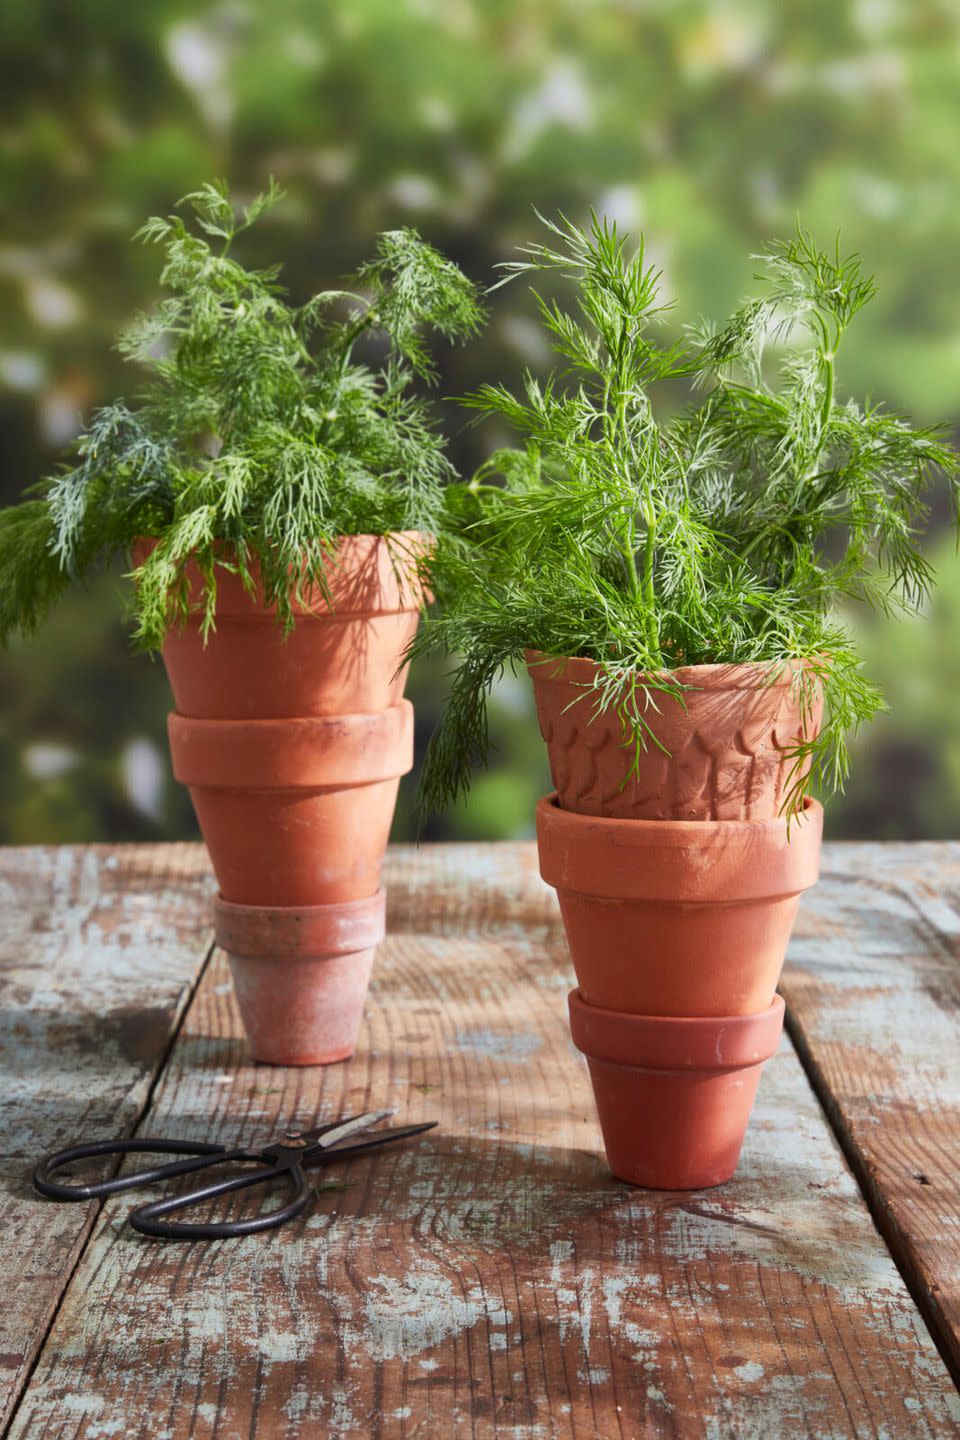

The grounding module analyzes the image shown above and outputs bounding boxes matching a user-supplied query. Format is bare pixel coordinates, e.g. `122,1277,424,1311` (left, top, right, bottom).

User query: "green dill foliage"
415,213,960,817
0,181,483,649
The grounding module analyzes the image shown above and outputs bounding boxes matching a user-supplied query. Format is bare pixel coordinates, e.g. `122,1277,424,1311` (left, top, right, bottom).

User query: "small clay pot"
134,534,427,719
568,989,786,1189
215,890,386,1065
169,702,414,907
527,651,823,821
536,792,822,1016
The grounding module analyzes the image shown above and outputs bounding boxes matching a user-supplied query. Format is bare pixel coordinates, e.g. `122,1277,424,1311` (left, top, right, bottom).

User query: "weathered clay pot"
536,793,821,1016
568,989,785,1189
137,533,425,1066
168,703,414,907
527,651,823,821
530,649,822,1187
134,534,427,719
215,890,385,1065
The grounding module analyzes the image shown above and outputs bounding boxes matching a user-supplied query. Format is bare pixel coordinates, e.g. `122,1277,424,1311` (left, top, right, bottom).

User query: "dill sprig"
414,214,960,818
0,180,484,649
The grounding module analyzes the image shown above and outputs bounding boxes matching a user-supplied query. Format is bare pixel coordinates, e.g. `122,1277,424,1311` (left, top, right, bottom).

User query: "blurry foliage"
2,0,960,841
0,182,482,651
837,534,960,839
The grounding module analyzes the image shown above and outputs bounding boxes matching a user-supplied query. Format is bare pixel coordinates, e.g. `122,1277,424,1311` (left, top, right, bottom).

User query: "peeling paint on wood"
6,843,959,1438
784,844,960,1380
0,845,213,1430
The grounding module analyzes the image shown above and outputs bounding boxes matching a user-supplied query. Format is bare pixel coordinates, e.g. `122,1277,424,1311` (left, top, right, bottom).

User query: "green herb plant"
414,213,960,818
0,181,483,650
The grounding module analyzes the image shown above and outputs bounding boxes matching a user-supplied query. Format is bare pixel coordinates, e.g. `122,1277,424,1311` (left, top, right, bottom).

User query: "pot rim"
133,531,431,620
525,648,815,693
568,989,785,1071
214,888,386,959
134,530,430,564
168,701,414,789
536,792,822,902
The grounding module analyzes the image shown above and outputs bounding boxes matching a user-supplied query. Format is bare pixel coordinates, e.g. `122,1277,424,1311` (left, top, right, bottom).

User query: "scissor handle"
33,1137,239,1201
130,1158,311,1240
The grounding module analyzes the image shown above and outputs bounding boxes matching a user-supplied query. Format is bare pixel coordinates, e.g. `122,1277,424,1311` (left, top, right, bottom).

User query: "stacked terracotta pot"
138,535,424,1066
529,652,823,1189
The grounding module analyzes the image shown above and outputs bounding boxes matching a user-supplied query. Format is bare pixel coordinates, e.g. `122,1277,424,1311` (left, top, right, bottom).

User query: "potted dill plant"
415,215,959,1187
0,181,482,1065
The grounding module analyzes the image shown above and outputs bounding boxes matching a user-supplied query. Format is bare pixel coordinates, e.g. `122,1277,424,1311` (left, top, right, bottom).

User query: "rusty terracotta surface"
168,703,415,791
148,535,421,1068
5,841,959,1438
527,650,824,821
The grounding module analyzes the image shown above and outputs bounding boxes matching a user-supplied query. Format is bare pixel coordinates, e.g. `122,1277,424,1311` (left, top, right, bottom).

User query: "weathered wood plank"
386,842,561,941
10,845,958,1439
782,841,960,1382
0,844,213,1432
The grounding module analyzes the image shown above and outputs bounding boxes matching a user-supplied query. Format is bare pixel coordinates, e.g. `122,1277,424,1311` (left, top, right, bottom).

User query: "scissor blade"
294,1108,397,1150
304,1120,437,1165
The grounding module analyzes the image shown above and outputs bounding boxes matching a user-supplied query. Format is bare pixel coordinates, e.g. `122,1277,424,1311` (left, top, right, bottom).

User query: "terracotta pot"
215,890,385,1065
527,651,823,821
133,534,426,719
537,793,821,1016
134,533,424,1063
169,703,414,907
569,989,785,1189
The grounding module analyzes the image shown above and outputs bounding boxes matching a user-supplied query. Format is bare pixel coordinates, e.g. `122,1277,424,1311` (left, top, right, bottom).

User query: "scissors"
33,1109,436,1241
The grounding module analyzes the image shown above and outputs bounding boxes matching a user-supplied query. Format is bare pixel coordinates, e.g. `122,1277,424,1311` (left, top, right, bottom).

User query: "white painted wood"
8,844,958,1438
0,845,213,1431
783,842,960,1378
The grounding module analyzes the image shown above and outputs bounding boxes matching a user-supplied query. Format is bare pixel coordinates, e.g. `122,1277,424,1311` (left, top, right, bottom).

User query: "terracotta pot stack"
530,652,823,1189
139,534,425,1065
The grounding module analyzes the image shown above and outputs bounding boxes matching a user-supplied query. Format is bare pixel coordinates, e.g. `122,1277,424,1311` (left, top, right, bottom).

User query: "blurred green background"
3,0,960,845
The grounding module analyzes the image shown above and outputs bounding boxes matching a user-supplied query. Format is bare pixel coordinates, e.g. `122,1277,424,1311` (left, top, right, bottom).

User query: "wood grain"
386,841,561,941
10,844,958,1438
782,841,960,1382
0,844,213,1430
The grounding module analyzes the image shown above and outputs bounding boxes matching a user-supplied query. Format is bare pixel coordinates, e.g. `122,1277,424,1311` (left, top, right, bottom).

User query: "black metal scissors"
33,1109,436,1240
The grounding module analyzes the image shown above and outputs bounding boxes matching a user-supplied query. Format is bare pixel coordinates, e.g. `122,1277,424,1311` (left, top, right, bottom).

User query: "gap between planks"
0,844,216,1436
8,843,959,1440
783,1003,960,1392
781,844,960,1393
3,931,217,1440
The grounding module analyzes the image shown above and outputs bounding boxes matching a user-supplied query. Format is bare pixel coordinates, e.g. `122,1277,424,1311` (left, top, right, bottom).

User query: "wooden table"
2,842,959,1438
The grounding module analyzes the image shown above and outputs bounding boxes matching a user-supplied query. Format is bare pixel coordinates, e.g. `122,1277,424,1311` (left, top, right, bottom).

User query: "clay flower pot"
135,533,426,720
568,990,786,1189
141,533,425,908
536,793,822,1016
528,645,823,1186
527,651,823,821
214,891,386,1065
136,532,426,1065
168,702,414,907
